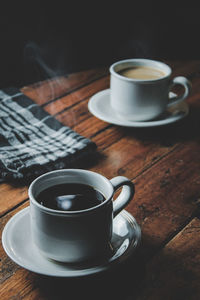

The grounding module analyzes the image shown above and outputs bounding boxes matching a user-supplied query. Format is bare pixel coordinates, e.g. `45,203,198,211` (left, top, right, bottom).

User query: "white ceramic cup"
29,169,135,263
110,58,192,121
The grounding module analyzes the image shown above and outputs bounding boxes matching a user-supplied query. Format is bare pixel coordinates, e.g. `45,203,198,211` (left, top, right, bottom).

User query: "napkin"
0,88,96,183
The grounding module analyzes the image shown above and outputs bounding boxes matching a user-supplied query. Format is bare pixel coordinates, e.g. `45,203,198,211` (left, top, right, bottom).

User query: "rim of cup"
29,169,114,215
110,58,172,83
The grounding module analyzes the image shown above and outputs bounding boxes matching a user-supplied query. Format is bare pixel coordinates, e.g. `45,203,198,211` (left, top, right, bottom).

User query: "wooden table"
1,60,200,300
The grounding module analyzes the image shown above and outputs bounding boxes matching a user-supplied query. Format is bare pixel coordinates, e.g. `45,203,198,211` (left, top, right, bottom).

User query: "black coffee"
36,183,105,211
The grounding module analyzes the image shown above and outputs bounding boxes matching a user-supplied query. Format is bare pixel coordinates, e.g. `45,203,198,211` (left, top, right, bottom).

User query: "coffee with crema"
119,66,166,80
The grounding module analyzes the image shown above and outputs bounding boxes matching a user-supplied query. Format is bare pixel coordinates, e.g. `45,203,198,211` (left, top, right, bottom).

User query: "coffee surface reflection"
36,183,105,211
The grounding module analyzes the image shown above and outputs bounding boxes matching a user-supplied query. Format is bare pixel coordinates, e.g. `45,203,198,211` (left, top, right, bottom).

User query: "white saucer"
2,207,141,277
88,89,189,127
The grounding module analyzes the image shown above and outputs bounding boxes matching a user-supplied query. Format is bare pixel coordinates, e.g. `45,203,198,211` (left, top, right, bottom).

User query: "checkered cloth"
0,88,96,183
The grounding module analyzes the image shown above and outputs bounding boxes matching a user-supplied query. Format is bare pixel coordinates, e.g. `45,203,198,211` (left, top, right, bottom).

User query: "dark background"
0,2,199,88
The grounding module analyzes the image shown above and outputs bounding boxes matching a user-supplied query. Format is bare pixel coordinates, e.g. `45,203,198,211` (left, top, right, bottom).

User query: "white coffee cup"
110,58,191,121
29,169,135,263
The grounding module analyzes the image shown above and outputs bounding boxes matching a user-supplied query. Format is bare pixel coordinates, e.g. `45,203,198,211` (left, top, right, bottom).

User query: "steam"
24,41,64,94
23,41,76,125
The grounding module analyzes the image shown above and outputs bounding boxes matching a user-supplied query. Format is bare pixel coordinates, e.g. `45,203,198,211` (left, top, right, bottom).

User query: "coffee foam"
119,66,166,80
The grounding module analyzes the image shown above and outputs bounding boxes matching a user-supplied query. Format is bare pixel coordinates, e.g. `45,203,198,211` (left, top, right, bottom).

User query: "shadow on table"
120,103,200,146
35,249,145,300
127,238,200,299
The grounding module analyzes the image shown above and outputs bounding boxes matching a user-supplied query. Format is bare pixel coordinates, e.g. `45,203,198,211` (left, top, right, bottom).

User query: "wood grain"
1,141,200,287
1,60,200,218
44,76,109,115
21,67,108,105
0,184,28,217
134,218,200,300
0,202,29,284
1,61,200,299
129,140,200,259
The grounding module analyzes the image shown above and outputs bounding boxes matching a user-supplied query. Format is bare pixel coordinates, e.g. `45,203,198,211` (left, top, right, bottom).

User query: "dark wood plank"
44,75,109,115
0,127,175,227
1,140,200,286
1,80,200,217
92,125,124,150
90,132,177,179
55,99,91,128
134,218,200,300
128,140,200,259
1,61,200,298
0,202,29,284
21,60,198,108
0,269,35,299
1,60,200,217
0,184,28,217
21,67,108,105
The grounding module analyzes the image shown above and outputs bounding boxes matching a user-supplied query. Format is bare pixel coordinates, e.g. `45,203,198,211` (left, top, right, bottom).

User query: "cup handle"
167,76,192,108
110,176,135,218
